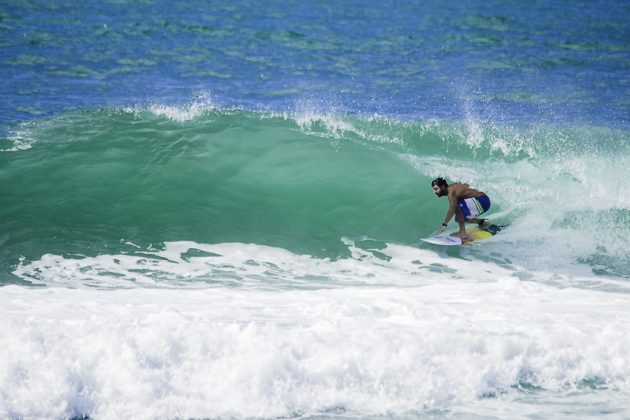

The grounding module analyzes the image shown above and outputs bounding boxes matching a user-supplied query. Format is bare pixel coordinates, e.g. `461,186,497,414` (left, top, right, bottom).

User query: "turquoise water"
3,106,628,280
1,1,629,418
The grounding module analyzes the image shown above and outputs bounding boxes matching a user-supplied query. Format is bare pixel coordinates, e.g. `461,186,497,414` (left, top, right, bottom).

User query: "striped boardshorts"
458,195,491,219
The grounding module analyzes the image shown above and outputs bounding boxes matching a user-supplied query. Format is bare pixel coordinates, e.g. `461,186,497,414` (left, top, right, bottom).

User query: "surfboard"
421,224,502,246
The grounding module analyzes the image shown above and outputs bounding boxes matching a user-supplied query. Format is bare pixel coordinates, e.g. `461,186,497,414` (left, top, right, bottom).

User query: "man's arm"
443,195,458,226
438,184,466,234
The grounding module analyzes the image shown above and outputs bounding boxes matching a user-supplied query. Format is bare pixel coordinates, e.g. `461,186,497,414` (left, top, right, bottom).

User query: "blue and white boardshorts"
458,195,491,219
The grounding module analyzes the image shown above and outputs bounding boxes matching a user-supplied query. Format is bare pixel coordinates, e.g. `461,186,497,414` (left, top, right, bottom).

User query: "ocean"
1,0,629,418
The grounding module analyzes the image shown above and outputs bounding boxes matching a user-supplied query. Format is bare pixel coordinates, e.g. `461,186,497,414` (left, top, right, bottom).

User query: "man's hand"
438,225,446,234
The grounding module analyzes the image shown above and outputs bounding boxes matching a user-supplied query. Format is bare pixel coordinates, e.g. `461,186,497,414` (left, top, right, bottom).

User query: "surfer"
431,177,491,238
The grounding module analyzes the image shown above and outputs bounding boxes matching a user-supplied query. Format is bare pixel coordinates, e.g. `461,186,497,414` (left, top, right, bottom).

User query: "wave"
1,104,629,282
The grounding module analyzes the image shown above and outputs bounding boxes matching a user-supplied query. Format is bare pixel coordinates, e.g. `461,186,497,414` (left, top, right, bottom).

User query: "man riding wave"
431,177,491,238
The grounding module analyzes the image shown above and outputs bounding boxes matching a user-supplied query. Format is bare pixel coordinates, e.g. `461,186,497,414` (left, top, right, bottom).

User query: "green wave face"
1,106,629,279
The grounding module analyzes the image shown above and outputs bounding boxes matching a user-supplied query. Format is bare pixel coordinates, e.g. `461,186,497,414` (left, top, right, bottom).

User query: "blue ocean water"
2,0,628,126
1,1,629,419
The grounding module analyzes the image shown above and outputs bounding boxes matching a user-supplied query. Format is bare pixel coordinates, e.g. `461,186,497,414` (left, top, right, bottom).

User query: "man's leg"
454,206,468,233
467,218,490,227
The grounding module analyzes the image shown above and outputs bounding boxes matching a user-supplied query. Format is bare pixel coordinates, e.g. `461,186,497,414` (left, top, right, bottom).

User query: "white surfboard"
421,235,464,246
421,225,502,246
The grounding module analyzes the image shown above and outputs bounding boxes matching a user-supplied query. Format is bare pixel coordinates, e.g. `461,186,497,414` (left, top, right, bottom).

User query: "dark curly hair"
431,177,448,188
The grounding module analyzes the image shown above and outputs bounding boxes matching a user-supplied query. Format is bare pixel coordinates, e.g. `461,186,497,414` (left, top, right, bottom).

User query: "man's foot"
477,219,490,228
450,231,471,239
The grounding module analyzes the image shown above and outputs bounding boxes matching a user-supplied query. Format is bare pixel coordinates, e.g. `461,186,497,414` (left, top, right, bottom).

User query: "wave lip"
130,93,217,122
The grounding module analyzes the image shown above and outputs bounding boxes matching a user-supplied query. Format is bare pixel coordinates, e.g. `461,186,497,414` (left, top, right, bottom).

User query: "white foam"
281,109,403,146
405,147,630,277
146,93,215,122
12,240,517,290
6,240,630,417
1,276,629,418
2,124,35,152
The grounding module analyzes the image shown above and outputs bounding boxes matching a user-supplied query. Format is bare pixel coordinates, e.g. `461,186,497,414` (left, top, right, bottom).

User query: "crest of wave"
147,92,216,122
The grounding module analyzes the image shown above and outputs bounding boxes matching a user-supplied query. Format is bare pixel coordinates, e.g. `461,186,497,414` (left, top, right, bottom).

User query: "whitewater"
1,104,629,419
